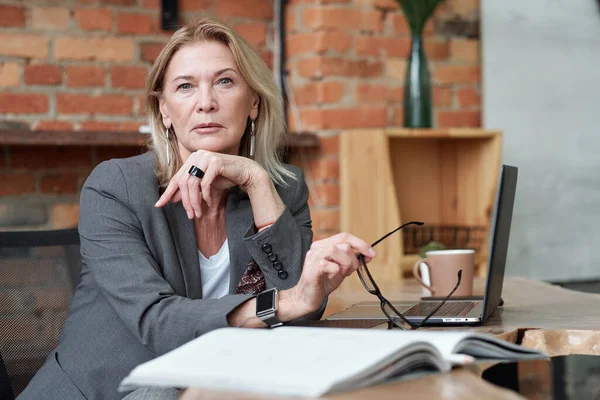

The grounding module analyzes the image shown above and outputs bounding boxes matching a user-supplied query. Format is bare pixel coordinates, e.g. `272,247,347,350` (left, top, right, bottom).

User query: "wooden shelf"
0,130,320,148
340,128,503,281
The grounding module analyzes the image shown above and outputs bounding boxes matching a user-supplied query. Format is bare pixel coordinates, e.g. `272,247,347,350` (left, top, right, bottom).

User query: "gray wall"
482,0,600,281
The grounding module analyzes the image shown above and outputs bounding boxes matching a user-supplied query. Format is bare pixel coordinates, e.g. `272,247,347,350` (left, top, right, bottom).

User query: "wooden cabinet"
340,128,503,281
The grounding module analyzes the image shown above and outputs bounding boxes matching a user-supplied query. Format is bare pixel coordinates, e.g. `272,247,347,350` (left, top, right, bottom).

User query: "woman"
18,18,375,400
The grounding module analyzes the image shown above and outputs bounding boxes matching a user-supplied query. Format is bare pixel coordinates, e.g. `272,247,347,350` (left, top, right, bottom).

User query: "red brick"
355,36,380,57
55,37,135,62
141,0,160,8
303,8,382,32
75,8,113,31
392,106,404,126
259,50,273,70
374,0,398,10
0,33,49,59
456,87,481,107
311,208,340,232
57,94,134,115
450,38,480,63
10,147,92,169
0,62,20,87
293,82,345,106
34,120,73,131
179,0,213,11
287,31,351,57
103,0,137,5
31,7,70,31
80,121,120,131
424,39,449,60
24,64,62,85
298,57,382,79
437,110,481,128
433,86,452,107
433,65,480,84
392,13,410,35
0,173,36,195
319,135,339,155
140,42,166,63
355,83,400,103
117,13,152,34
217,0,273,19
301,107,387,130
0,93,49,114
110,65,147,89
0,5,26,27
66,65,105,87
308,158,339,181
233,22,268,47
34,288,71,311
380,37,412,58
308,183,339,207
40,173,79,194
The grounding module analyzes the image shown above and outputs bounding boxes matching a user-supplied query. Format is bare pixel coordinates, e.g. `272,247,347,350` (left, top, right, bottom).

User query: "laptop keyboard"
403,301,477,317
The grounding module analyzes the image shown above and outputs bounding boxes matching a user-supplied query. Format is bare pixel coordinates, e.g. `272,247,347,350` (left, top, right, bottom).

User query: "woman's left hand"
154,150,268,219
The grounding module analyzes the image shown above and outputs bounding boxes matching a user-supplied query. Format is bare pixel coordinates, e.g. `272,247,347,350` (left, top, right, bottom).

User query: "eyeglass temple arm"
371,221,424,248
412,270,463,330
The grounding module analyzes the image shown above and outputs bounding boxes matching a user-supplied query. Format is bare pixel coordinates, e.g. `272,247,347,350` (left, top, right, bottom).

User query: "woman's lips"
193,125,222,134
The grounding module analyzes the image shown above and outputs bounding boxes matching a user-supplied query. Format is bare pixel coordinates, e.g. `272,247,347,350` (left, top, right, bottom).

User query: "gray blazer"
19,152,317,400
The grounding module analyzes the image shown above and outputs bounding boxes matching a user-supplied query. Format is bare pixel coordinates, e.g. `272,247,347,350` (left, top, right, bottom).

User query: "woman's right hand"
283,233,376,318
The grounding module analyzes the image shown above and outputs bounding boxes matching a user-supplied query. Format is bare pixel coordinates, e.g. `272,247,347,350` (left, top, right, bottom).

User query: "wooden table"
325,276,600,357
179,276,598,400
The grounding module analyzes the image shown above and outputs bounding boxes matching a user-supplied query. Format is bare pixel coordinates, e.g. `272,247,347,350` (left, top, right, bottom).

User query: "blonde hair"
145,18,294,188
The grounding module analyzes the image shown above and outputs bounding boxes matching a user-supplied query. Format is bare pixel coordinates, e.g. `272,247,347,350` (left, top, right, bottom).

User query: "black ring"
188,165,205,179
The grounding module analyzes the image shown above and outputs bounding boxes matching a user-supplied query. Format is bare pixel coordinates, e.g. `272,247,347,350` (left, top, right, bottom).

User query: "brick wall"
286,0,481,240
0,0,273,230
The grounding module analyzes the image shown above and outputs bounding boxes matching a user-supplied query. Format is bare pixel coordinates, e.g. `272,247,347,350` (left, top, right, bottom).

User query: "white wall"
482,0,600,281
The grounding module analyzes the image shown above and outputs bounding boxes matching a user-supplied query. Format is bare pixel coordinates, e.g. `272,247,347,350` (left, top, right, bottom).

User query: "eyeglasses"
356,221,463,330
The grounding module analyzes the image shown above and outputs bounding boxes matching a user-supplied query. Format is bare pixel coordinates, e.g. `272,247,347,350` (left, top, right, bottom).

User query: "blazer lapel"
226,188,254,293
164,202,202,299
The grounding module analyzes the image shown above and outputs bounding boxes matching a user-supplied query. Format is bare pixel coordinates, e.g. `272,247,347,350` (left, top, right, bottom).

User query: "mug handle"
412,259,435,294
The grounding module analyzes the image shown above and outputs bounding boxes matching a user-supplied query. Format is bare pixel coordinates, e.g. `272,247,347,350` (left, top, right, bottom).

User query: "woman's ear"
249,93,260,120
158,96,172,129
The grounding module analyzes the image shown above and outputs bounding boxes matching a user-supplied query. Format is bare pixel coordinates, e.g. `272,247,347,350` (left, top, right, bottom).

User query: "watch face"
257,290,275,311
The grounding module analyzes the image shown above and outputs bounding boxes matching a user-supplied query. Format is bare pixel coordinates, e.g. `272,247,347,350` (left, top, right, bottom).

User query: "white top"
198,239,231,299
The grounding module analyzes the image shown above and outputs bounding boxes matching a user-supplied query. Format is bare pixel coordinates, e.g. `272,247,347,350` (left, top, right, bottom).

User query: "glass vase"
403,34,433,128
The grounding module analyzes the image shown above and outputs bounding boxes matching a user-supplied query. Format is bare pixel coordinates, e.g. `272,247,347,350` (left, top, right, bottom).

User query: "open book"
119,326,547,397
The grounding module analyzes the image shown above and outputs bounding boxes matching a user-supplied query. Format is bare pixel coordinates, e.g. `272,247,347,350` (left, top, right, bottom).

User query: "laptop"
329,164,518,326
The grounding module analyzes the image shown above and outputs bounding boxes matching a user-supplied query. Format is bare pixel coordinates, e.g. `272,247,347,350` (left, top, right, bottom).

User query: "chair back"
0,228,81,396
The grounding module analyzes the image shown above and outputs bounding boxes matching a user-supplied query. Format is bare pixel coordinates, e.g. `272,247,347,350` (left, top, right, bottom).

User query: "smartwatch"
256,287,284,328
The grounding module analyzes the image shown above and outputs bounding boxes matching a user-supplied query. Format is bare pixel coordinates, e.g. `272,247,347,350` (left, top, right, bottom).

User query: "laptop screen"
481,165,518,321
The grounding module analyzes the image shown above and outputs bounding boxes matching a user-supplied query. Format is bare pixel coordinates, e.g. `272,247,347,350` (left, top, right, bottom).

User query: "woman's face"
159,40,259,159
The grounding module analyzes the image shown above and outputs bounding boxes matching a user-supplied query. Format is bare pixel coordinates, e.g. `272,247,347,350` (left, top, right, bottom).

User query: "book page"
120,326,448,397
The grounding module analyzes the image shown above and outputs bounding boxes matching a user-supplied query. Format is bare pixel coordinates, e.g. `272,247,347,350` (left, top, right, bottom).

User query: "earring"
165,128,171,165
249,119,256,158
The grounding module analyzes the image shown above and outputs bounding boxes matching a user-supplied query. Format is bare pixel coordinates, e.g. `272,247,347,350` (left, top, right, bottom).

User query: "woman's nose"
196,85,218,112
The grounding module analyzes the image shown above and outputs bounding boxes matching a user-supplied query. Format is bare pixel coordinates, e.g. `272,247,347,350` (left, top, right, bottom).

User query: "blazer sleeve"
78,160,253,357
242,168,327,320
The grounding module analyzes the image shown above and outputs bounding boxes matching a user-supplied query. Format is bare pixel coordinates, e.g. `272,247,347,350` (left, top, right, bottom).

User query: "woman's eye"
177,83,192,90
218,78,233,85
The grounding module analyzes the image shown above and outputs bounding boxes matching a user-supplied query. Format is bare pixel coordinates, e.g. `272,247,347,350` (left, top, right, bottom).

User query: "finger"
155,174,181,207
324,246,356,277
179,176,193,219
188,175,202,218
330,232,376,258
200,163,219,208
319,259,342,278
171,190,182,204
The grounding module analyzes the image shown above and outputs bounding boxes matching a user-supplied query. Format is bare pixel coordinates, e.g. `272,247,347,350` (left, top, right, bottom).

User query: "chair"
0,228,81,397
